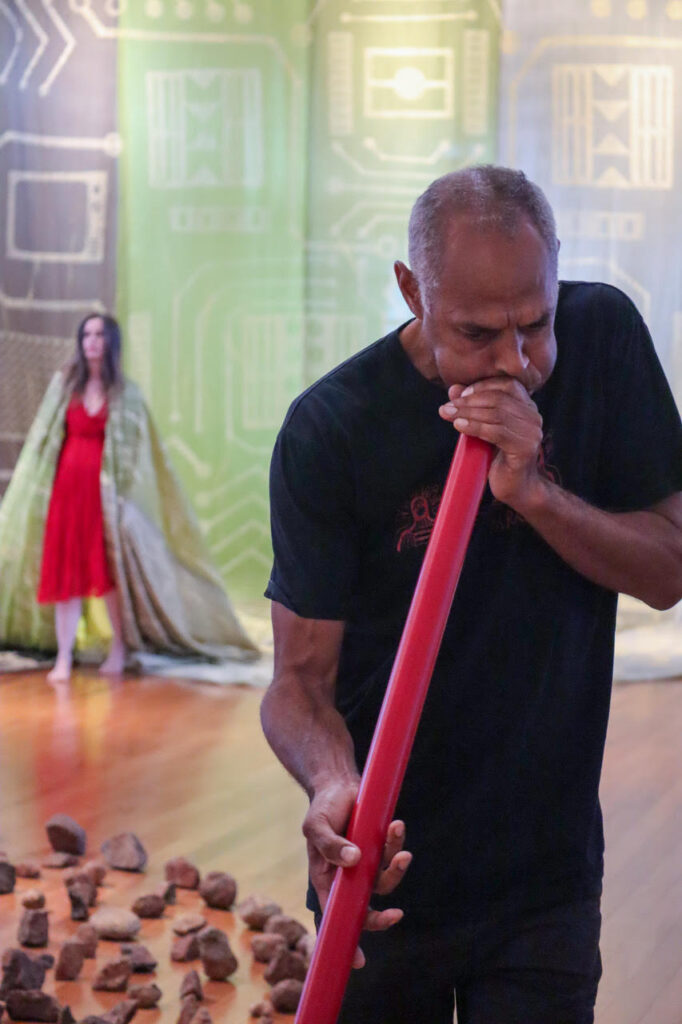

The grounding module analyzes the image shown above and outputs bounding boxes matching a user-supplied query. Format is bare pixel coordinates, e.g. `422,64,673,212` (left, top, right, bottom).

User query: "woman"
0,313,257,679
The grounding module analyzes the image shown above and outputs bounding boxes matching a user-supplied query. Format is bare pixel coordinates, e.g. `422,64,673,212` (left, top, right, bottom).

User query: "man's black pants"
325,896,602,1024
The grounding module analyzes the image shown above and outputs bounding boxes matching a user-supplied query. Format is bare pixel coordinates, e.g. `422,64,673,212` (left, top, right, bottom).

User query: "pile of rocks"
0,813,312,1023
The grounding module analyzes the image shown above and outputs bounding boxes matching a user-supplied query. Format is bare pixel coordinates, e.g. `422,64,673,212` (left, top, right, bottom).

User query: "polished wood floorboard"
0,671,681,1024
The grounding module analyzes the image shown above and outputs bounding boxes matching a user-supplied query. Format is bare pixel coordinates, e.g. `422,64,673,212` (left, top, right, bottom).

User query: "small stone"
179,971,202,1002
17,910,48,948
198,872,236,911
120,945,156,974
45,814,86,856
175,996,198,1024
80,1017,109,1024
82,860,107,887
164,858,199,890
14,863,41,880
0,861,16,895
56,1007,75,1024
36,956,54,971
100,834,147,873
197,928,238,981
188,1009,211,1024
263,914,307,949
75,925,98,958
90,908,141,942
92,957,132,992
296,933,315,965
154,881,176,905
128,983,161,1009
67,887,89,922
64,873,97,906
270,979,304,1014
100,1000,138,1024
0,950,46,998
264,947,307,985
5,991,61,1022
20,891,45,910
250,933,287,964
248,1000,273,1020
170,934,200,963
237,895,282,932
55,942,85,982
172,914,205,936
42,853,79,869
131,895,164,919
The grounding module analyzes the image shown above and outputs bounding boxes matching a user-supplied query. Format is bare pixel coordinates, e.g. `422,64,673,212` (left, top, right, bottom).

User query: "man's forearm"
260,675,360,800
517,479,682,610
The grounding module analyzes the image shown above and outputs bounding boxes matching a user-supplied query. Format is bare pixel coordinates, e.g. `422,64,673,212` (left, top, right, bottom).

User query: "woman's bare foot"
100,643,125,675
47,658,72,683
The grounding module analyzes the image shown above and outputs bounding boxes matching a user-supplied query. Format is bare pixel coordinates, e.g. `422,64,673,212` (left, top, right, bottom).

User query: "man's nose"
493,330,529,379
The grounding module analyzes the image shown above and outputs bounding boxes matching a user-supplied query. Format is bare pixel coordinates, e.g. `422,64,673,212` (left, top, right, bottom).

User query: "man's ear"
394,261,424,320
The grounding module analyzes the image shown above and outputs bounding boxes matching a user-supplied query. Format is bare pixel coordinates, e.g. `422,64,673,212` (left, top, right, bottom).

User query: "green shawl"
0,373,258,661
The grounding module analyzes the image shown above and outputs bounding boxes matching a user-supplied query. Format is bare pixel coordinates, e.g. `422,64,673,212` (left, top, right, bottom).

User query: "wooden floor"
0,670,681,1024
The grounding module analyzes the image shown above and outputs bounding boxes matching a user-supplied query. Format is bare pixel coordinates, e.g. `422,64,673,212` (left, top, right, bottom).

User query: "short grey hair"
407,165,559,297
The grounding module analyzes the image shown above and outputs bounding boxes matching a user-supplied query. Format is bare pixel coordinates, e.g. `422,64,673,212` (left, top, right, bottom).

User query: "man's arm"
260,602,411,966
441,378,682,610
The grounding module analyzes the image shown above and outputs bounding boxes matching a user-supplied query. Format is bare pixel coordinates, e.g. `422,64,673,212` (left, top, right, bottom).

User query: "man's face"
408,215,558,394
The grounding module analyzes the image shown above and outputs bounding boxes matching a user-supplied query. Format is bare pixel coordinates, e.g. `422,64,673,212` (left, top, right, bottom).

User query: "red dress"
37,398,114,603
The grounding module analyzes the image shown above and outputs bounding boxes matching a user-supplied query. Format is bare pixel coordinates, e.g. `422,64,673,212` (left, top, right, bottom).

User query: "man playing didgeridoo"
261,166,682,1024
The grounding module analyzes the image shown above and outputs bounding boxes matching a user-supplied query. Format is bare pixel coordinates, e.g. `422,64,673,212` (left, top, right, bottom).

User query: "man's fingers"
365,907,404,932
375,850,412,895
303,814,360,868
381,819,406,869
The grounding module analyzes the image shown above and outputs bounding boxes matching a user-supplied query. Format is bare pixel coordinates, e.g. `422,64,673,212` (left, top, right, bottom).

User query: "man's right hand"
303,777,412,968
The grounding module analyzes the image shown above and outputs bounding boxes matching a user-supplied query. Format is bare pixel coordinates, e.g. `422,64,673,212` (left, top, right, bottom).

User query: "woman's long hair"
63,313,124,396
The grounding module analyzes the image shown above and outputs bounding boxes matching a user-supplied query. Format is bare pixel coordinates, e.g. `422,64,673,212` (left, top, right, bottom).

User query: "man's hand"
303,778,412,968
439,378,545,512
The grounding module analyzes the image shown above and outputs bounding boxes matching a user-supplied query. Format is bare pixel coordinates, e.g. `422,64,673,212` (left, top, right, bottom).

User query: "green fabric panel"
116,2,499,599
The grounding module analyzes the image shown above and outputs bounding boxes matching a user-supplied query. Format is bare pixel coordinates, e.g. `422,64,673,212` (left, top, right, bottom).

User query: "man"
261,166,682,1023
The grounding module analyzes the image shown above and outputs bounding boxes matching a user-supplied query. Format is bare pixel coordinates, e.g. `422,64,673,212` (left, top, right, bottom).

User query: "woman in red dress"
38,314,125,682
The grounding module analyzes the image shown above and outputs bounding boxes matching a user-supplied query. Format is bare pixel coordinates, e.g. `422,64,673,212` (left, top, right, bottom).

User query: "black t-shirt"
266,282,682,926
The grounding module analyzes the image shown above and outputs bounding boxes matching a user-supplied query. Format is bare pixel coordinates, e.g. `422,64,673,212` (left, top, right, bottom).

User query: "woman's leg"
47,598,82,682
100,589,126,674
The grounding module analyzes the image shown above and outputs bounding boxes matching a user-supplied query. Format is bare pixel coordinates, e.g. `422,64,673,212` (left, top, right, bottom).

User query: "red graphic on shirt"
396,485,441,552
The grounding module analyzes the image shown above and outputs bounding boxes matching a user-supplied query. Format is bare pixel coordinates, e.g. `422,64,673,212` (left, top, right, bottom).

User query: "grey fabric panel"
0,1,118,495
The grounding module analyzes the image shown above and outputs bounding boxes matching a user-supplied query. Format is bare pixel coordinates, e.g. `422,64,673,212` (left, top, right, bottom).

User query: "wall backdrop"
1,1,680,618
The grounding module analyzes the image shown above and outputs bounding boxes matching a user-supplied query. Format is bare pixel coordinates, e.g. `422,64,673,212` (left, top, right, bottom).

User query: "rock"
119,946,156,974
14,863,41,880
17,910,48,948
127,983,161,1009
198,872,236,911
264,947,307,985
0,950,46,998
100,834,147,873
248,1000,273,1020
179,971,202,1002
237,895,282,931
296,933,315,965
5,991,61,1022
45,815,86,856
269,979,304,1014
42,852,79,869
20,891,45,910
187,1009,211,1024
197,928,238,982
82,860,107,887
100,1000,138,1024
0,861,16,895
74,925,97,959
55,942,85,982
175,996,198,1024
56,1007,75,1024
67,887,89,922
36,956,54,971
92,958,132,992
164,858,199,890
131,895,164,919
80,1017,109,1024
250,933,287,964
170,935,199,963
263,914,307,949
154,881,176,905
172,914,205,936
64,873,97,906
90,908,141,942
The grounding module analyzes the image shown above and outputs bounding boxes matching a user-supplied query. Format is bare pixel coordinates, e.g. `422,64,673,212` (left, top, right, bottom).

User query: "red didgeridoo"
294,433,495,1024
